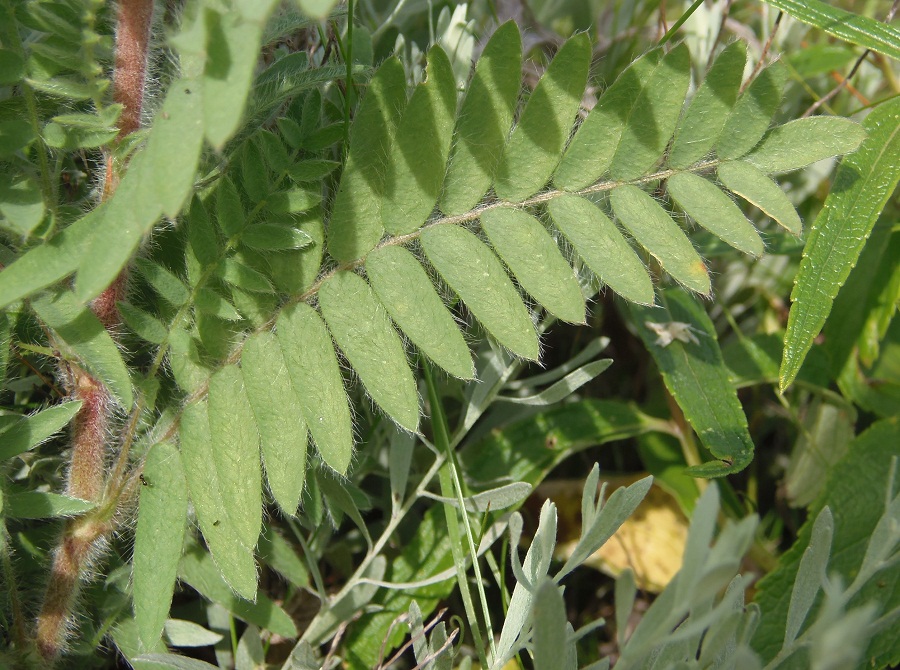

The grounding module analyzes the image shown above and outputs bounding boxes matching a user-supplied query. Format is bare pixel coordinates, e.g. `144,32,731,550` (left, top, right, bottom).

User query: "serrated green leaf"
328,58,406,263
178,543,296,637
134,258,191,307
134,442,188,650
216,176,245,237
763,0,900,61
481,207,585,324
781,97,900,391
145,78,204,218
2,491,96,519
118,302,168,344
383,46,457,235
0,175,45,235
286,159,339,183
610,185,710,295
628,289,755,476
319,271,419,432
669,40,747,169
240,223,311,250
717,160,802,235
421,225,539,360
610,43,692,180
667,172,764,256
717,61,788,160
547,194,654,304
744,117,867,174
207,366,262,549
32,290,133,409
0,48,24,84
241,332,307,516
267,187,321,215
276,303,352,475
179,401,258,599
203,1,278,149
365,246,473,380
219,258,272,293
0,400,81,461
554,49,663,191
496,33,592,202
441,21,522,214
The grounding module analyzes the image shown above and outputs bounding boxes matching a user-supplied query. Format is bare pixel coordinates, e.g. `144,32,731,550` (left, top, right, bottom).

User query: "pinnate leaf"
421,225,539,360
319,271,420,432
0,401,82,461
365,246,474,380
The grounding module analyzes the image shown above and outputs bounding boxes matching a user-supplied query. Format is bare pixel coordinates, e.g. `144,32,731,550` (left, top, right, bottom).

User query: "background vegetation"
0,0,898,668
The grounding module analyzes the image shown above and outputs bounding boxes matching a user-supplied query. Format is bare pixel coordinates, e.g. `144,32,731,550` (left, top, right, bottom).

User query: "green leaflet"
218,258,272,293
318,271,419,432
268,210,324,294
717,61,788,160
0,401,82,461
267,187,321,214
547,194,654,305
206,366,262,550
554,49,662,191
241,332,307,516
203,1,278,149
194,288,241,321
764,0,900,61
610,185,710,296
441,21,522,215
669,40,747,169
134,258,191,307
32,290,133,409
421,225,539,360
780,97,900,391
495,33,592,202
240,223,311,251
0,175,45,235
752,418,900,666
382,46,457,236
186,196,220,267
365,246,474,380
168,329,210,394
628,289,755,476
216,176,245,237
178,400,257,600
0,204,100,310
134,442,188,649
717,161,802,235
744,117,867,174
610,43,692,181
179,543,297,638
118,302,168,344
666,172,764,257
1,492,96,519
276,303,353,475
327,58,406,262
481,207,585,324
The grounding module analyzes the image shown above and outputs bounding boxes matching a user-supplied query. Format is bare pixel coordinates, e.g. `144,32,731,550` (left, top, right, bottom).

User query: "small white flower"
645,321,701,347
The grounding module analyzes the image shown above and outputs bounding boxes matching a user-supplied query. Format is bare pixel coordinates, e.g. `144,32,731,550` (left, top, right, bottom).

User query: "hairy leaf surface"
717,161,802,235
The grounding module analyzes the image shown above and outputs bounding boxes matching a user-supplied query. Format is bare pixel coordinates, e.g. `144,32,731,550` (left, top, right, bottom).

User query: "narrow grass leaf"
610,43,692,180
533,579,568,670
669,40,747,169
482,207,585,324
383,46,457,235
548,194,655,305
2,492,95,519
207,366,262,550
179,400,258,600
328,58,406,262
203,1,278,149
134,442,188,649
495,33,592,202
781,97,900,390
421,225,539,360
554,49,662,190
499,359,612,406
241,332,307,516
118,302,168,344
717,160,802,235
717,61,788,160
319,271,419,432
178,544,296,636
667,172,764,256
441,21,522,214
32,290,133,409
0,401,82,461
610,185,710,296
763,0,900,61
365,246,473,380
744,117,867,174
628,289,755,476
276,303,353,475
